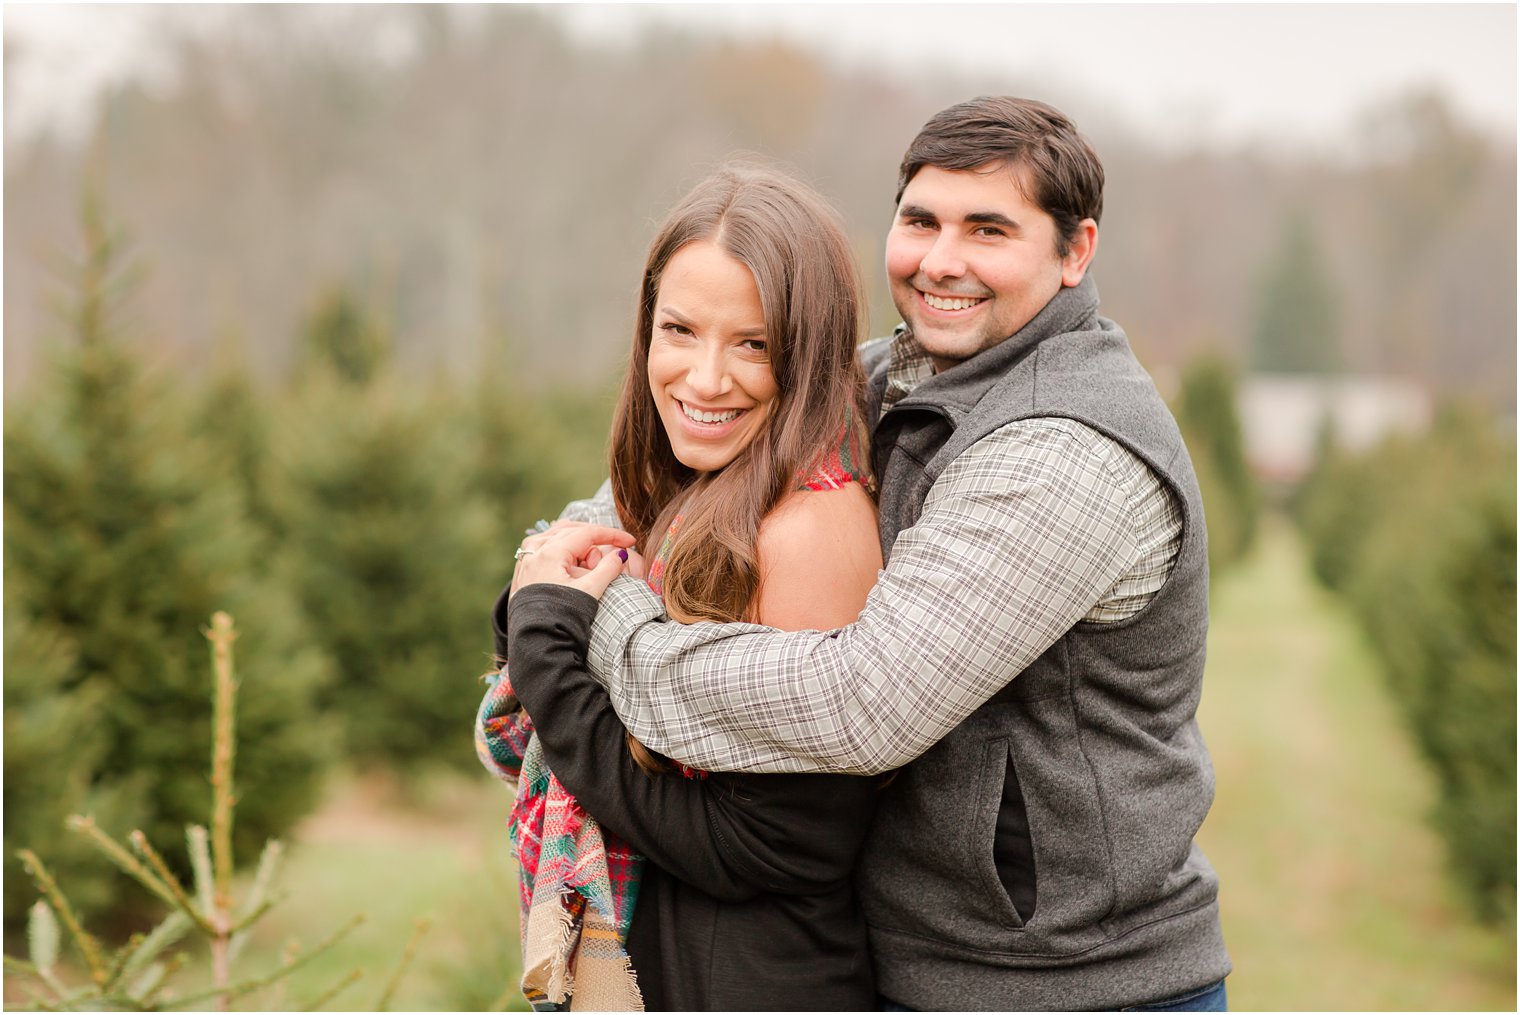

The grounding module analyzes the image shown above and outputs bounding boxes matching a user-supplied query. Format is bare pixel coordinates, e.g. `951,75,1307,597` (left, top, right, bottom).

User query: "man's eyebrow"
898,205,1020,230
966,211,1020,229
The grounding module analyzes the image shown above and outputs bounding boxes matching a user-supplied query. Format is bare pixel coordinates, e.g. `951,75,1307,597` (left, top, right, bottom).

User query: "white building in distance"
1238,375,1434,486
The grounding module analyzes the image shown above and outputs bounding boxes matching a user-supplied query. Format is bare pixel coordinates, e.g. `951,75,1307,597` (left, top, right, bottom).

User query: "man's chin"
910,322,974,356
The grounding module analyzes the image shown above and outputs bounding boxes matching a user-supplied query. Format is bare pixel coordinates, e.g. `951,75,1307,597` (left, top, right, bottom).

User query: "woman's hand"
510,524,639,601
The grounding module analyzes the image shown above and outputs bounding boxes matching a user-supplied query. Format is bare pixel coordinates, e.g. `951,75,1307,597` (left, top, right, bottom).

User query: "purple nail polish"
618,548,629,562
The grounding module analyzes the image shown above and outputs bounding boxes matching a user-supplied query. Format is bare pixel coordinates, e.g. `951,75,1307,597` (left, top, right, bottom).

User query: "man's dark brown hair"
896,96,1105,256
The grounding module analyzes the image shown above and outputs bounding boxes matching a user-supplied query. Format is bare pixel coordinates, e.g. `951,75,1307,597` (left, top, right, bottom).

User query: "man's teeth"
923,293,985,311
682,403,741,424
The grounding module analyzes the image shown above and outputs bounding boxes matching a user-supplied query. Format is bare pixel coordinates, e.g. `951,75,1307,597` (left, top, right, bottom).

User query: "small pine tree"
298,286,389,386
195,336,279,541
1250,212,1342,374
3,198,332,932
5,613,431,1012
267,371,502,773
1174,355,1259,574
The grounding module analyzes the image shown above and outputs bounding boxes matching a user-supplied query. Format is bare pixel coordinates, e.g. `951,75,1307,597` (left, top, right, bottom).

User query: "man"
514,96,1230,1011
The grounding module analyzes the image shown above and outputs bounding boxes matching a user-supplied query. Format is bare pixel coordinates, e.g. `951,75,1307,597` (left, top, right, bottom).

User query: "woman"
477,164,884,1011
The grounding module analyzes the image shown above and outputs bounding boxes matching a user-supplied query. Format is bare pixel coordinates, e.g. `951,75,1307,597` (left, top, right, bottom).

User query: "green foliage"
1250,212,1341,374
2,600,144,932
266,372,505,772
1293,406,1517,921
468,336,618,533
6,191,623,946
195,343,279,539
300,286,390,386
4,613,428,1011
2,202,332,933
1174,355,1260,575
258,322,616,775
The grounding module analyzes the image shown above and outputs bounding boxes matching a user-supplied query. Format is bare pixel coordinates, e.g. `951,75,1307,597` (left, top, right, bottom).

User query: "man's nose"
919,232,966,281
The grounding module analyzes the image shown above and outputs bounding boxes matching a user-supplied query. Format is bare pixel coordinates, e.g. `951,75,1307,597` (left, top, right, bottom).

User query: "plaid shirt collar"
879,325,937,420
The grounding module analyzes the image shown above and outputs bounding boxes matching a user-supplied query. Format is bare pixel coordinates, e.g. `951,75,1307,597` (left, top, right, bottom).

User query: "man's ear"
1060,219,1099,287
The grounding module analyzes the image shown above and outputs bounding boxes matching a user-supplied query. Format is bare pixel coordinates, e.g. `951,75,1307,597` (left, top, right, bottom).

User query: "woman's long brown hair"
610,164,870,772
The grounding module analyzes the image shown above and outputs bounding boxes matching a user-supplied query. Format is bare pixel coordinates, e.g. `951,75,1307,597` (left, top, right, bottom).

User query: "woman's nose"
686,345,731,398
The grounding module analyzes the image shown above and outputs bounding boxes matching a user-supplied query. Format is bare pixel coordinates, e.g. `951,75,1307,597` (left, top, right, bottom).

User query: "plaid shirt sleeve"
586,418,1174,775
557,479,620,526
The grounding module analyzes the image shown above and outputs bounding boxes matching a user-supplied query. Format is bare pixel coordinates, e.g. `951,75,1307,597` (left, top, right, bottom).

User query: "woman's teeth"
923,293,986,311
681,403,741,424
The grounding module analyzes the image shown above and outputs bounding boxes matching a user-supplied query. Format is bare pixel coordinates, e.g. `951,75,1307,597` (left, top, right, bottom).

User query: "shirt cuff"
587,574,666,690
506,583,599,644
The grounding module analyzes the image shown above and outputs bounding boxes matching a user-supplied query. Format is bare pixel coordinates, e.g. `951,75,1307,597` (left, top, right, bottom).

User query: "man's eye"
975,226,1006,238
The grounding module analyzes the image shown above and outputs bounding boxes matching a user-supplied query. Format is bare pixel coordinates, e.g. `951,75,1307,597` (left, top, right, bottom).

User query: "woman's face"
647,241,780,474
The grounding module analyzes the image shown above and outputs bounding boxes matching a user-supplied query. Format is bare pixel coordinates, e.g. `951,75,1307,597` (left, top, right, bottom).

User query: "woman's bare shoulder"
752,483,882,632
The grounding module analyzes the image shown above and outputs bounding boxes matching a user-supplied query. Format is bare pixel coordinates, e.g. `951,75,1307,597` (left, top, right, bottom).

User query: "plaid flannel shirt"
577,338,1181,776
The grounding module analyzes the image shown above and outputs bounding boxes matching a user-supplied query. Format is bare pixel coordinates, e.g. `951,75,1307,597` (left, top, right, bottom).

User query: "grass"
226,769,529,1012
1198,515,1516,1011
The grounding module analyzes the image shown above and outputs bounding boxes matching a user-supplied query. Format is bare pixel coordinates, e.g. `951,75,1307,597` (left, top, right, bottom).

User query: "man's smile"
920,291,989,312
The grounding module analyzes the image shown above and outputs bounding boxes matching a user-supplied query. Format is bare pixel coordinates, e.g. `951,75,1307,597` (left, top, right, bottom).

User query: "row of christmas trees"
4,200,613,934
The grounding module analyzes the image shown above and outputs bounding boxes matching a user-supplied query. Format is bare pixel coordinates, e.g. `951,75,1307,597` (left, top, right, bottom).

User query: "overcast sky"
4,3,1516,155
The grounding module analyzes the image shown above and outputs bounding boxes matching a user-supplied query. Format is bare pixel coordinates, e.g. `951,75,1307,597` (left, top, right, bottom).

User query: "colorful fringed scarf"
475,431,869,1011
476,610,653,1010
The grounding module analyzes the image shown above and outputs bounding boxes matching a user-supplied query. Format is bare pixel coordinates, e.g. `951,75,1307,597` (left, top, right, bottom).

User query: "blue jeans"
878,979,1228,1012
1124,979,1228,1012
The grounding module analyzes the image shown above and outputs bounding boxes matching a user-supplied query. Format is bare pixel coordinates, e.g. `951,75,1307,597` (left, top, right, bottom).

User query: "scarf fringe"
520,887,644,1012
521,886,579,1006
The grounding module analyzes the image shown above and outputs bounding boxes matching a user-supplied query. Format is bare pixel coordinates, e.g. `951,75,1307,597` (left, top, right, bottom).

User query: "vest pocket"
973,737,1038,928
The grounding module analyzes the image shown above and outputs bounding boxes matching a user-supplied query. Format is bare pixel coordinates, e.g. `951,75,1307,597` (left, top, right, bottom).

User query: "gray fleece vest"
856,276,1230,1011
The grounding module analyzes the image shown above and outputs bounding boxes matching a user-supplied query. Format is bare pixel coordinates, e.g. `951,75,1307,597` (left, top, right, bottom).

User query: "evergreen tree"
1293,406,1517,921
268,368,503,773
1174,355,1260,574
2,200,333,931
1250,212,1341,374
195,335,279,540
2,595,142,932
467,328,617,537
298,286,389,385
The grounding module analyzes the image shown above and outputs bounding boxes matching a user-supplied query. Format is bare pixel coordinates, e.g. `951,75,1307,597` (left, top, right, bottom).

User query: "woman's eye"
741,339,768,354
659,322,693,337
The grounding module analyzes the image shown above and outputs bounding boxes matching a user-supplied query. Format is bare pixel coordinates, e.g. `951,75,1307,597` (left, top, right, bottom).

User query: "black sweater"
501,585,878,1011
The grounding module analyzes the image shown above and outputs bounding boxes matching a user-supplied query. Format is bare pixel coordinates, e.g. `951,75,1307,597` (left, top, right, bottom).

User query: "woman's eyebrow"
659,306,765,337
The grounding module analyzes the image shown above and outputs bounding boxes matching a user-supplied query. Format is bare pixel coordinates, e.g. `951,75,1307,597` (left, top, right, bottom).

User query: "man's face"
886,162,1095,371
